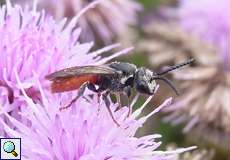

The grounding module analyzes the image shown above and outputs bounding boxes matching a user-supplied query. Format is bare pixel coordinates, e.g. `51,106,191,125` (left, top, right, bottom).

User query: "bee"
45,59,194,126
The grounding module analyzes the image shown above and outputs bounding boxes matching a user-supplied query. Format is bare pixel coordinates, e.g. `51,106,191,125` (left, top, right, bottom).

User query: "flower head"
0,75,195,159
179,0,230,70
163,0,230,136
138,1,230,150
35,0,142,43
0,1,131,111
0,2,197,158
137,21,218,67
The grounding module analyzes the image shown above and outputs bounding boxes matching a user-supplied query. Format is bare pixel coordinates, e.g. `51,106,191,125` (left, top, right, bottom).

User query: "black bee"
45,59,194,125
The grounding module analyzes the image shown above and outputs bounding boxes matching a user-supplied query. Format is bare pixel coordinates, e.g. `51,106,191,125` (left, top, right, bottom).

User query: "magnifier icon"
3,141,18,157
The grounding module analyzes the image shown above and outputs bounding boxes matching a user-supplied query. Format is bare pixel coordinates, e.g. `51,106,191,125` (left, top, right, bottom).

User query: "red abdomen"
51,75,99,93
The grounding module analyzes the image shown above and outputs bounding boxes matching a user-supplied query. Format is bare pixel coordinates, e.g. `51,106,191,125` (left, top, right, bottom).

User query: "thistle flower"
0,2,197,158
32,0,142,43
137,21,218,67
0,1,131,112
0,74,195,159
184,124,230,156
179,0,230,70
163,0,230,134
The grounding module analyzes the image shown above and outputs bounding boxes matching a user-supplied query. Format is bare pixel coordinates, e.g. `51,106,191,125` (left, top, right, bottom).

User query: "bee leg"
87,83,103,114
102,92,120,127
97,93,101,103
124,86,132,117
96,93,102,115
59,82,88,111
115,93,122,111
87,83,99,102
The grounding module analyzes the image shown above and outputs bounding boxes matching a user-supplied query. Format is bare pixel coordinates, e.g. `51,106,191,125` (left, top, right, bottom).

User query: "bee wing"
45,65,119,81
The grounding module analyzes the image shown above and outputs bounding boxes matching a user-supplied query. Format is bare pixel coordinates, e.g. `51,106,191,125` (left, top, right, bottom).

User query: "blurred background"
2,0,229,159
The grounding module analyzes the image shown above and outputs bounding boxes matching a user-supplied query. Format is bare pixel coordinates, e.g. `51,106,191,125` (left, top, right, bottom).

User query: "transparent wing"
45,65,119,81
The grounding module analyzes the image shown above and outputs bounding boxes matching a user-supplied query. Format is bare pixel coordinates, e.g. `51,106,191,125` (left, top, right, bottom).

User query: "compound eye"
136,81,155,95
136,81,148,94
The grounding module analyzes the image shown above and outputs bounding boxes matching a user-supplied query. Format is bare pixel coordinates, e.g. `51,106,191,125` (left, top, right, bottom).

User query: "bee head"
134,68,156,95
134,59,195,95
134,67,179,95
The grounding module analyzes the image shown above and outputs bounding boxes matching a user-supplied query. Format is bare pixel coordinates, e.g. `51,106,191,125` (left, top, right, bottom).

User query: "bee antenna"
157,58,195,76
153,76,179,95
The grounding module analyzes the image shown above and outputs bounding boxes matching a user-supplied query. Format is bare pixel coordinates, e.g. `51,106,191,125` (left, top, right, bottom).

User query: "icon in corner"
0,138,21,160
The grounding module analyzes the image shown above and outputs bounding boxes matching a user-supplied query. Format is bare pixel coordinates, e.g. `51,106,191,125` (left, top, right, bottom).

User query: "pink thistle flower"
0,74,196,159
0,2,196,157
163,0,230,138
34,0,142,43
179,0,230,70
0,1,132,112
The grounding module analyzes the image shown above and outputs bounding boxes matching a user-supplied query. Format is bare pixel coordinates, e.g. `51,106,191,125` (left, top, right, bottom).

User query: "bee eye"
136,82,148,93
135,80,155,95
